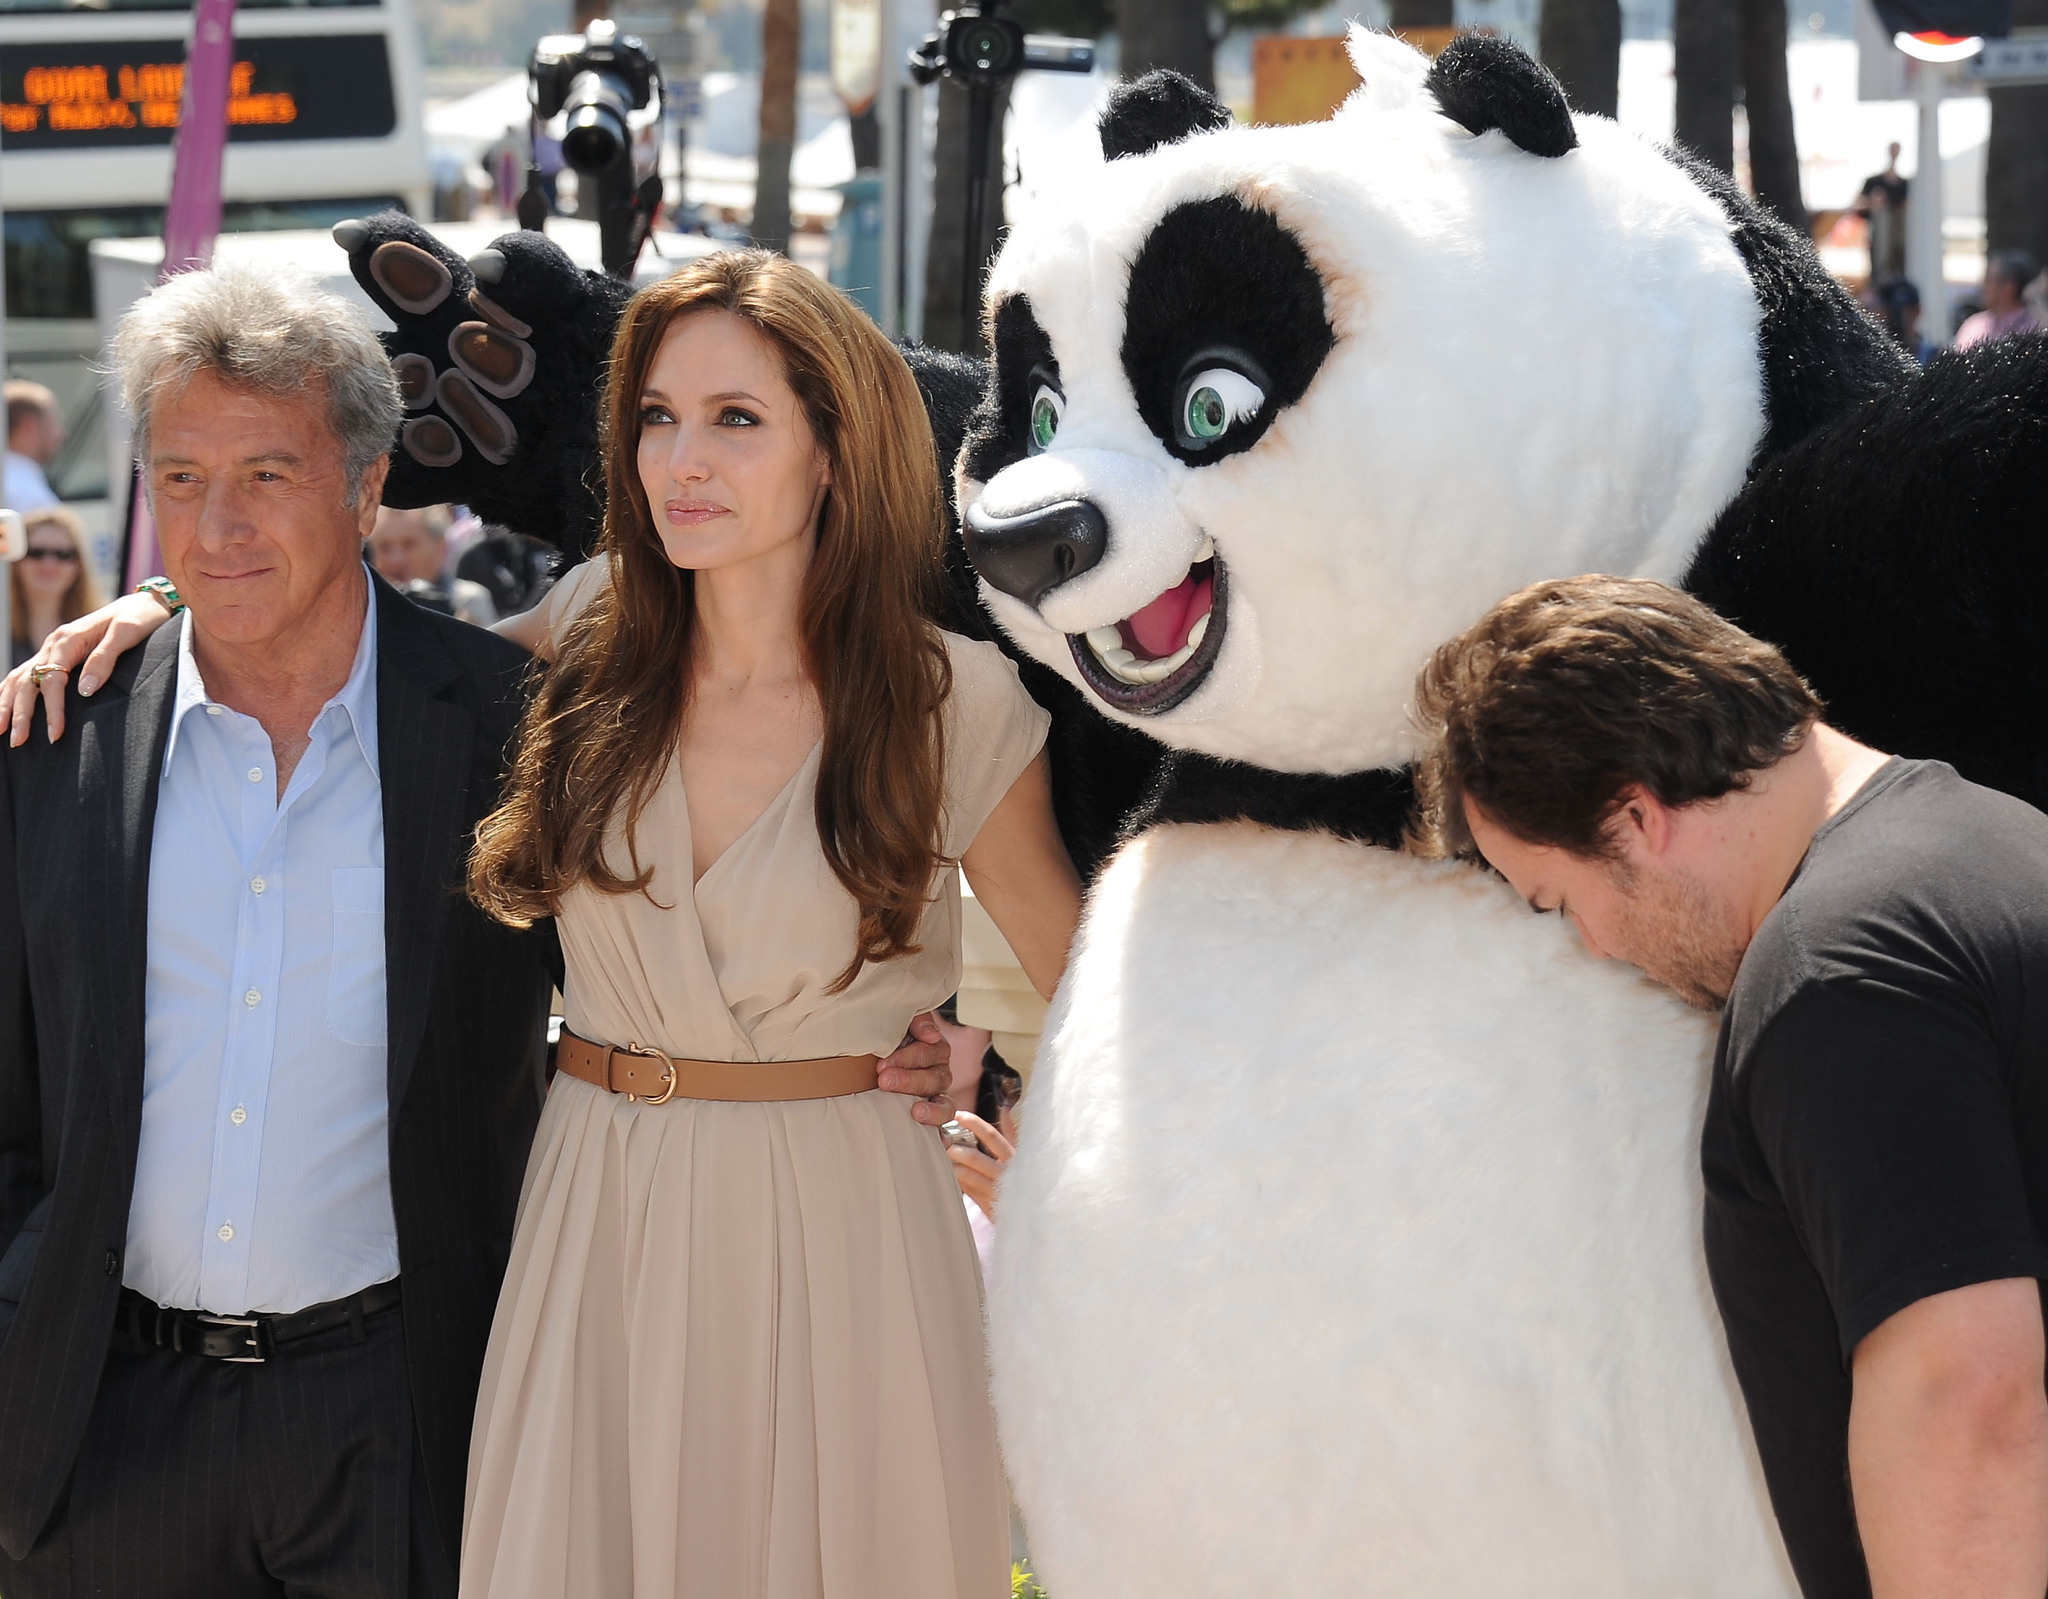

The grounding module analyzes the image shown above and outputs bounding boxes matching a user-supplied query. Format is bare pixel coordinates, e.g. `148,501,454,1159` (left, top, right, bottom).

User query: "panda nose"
963,497,1109,608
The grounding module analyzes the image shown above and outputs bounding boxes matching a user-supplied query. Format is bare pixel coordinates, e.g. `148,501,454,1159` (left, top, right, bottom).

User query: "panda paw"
333,212,632,554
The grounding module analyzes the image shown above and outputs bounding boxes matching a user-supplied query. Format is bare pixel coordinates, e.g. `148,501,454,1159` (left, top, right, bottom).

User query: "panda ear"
1099,71,1233,161
1343,25,1431,112
1425,34,1577,158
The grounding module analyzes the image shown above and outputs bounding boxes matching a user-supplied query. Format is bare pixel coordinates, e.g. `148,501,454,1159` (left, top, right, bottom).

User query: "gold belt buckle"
620,1042,679,1105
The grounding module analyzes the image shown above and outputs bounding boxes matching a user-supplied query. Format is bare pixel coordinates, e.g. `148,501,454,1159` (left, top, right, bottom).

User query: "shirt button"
104,1249,118,1276
250,877,266,896
244,989,260,1008
217,1223,234,1242
230,1105,247,1126
205,704,223,717
247,767,262,784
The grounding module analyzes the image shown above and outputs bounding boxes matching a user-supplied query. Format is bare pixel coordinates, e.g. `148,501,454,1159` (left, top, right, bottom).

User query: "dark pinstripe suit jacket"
0,576,558,1562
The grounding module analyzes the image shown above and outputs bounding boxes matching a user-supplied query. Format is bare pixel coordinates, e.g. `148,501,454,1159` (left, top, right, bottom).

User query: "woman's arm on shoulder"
490,593,554,659
496,556,608,664
0,591,175,746
959,751,1082,1002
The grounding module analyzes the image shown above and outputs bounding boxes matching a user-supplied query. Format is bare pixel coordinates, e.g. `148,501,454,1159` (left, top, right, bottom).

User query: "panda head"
958,30,1778,776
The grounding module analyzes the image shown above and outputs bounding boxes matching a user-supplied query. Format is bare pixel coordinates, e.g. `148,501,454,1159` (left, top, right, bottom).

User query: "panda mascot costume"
329,30,2048,1588
957,28,2048,1597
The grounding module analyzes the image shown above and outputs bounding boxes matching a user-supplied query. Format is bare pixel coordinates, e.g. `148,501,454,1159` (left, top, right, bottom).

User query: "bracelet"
135,576,184,615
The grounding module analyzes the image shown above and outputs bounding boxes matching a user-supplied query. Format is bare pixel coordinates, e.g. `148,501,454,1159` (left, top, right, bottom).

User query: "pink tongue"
1122,573,1215,660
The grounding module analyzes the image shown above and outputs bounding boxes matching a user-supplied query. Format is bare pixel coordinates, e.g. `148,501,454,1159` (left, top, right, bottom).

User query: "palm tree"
1117,0,1215,85
1540,0,1621,117
1988,0,2048,265
1740,0,1806,230
752,0,801,251
1675,0,1739,172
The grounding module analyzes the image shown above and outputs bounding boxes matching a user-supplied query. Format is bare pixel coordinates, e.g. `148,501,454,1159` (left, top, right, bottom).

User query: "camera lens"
559,69,633,170
959,20,1015,74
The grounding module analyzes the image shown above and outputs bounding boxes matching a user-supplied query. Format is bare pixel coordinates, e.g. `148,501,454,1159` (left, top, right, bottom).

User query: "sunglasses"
22,548,79,565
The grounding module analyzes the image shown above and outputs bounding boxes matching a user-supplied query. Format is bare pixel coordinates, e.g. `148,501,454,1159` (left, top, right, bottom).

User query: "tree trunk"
1674,0,1738,172
1987,0,2048,265
1116,0,1215,88
850,104,883,172
1388,0,1454,25
1739,0,1806,231
921,78,1010,353
1539,0,1620,117
753,0,801,251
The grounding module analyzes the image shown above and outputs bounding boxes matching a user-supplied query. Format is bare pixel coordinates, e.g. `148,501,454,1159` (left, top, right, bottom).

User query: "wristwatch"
135,576,184,615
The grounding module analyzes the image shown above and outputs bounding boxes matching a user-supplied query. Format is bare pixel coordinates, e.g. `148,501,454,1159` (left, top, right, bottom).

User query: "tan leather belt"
556,1029,879,1105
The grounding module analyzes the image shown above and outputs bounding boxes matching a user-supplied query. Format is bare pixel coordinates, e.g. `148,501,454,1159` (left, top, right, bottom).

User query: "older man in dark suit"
0,264,954,1597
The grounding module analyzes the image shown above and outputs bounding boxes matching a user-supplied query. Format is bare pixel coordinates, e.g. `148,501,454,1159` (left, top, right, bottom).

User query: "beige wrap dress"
460,560,1049,1599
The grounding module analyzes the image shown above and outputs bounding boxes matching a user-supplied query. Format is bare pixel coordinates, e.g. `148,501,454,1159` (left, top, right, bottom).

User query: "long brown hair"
11,507,104,645
469,251,954,989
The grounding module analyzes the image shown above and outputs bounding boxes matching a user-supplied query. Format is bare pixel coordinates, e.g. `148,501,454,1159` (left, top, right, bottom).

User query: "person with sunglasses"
10,507,102,668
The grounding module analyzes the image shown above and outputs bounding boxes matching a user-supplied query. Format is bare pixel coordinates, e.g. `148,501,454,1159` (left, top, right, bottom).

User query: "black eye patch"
1121,197,1335,466
961,294,1059,485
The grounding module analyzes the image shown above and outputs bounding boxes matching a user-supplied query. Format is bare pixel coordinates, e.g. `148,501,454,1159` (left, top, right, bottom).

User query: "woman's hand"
1,591,175,746
877,1010,957,1126
948,1111,1015,1221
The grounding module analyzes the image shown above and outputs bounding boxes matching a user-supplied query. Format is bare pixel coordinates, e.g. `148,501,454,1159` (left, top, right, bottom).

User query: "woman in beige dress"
460,251,1082,1598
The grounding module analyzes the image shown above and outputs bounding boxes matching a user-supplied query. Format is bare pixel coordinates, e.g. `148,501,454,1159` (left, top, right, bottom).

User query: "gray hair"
112,262,400,507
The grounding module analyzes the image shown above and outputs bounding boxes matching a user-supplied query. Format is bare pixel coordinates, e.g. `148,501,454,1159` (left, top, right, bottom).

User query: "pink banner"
161,0,237,275
125,0,238,588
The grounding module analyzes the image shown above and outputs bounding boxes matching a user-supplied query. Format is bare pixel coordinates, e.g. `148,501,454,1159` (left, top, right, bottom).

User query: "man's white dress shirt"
2,452,58,513
125,575,396,1314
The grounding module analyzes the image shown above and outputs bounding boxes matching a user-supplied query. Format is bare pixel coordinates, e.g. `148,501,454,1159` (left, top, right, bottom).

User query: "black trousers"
0,1300,455,1599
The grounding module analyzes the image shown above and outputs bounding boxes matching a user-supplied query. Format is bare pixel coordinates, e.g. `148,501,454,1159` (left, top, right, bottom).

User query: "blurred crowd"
364,503,560,629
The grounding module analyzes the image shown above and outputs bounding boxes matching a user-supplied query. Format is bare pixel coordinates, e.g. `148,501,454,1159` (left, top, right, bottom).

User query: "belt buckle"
620,1042,678,1106
196,1312,271,1364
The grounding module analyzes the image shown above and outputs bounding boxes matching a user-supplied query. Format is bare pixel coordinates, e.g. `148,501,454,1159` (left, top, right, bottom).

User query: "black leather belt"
116,1279,402,1364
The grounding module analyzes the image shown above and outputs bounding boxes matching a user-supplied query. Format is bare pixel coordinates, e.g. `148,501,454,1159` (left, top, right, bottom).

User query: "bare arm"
959,751,1082,1003
0,591,172,746
490,590,555,658
1848,1276,2048,1599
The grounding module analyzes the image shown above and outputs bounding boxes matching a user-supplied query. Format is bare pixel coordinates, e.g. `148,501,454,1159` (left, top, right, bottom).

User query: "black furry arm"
1686,333,2048,810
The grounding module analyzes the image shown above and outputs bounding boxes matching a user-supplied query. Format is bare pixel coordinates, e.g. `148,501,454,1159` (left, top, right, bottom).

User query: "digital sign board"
0,34,395,148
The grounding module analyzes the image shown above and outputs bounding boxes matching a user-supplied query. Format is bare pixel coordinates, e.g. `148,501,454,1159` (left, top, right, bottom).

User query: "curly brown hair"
1410,575,1823,860
468,251,954,991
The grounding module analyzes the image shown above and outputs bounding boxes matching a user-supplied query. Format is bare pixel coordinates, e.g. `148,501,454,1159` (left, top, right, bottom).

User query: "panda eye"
1028,385,1064,453
1177,367,1266,449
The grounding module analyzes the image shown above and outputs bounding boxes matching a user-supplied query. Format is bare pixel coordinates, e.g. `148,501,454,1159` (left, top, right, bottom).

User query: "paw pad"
403,415,463,468
449,322,536,399
435,369,517,466
468,288,533,340
393,353,436,412
370,241,453,315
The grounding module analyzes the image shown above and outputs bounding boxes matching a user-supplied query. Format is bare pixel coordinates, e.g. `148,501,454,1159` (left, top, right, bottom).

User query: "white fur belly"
989,823,1795,1599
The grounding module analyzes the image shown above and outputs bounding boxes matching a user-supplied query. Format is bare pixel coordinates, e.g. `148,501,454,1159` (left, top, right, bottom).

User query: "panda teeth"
1083,615,1210,687
1194,536,1215,564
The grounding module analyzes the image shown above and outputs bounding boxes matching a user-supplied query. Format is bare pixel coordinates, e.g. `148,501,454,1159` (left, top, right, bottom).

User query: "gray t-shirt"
1703,757,2048,1598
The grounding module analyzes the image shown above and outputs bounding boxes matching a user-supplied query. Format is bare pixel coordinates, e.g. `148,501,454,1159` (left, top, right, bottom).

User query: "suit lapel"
85,626,182,1129
375,581,471,1114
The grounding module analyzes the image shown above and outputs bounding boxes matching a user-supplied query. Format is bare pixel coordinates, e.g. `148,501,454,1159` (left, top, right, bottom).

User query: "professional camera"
907,2,1094,90
525,20,666,278
908,0,1092,326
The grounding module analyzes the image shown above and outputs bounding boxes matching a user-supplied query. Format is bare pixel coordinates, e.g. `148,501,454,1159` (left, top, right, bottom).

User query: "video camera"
908,0,1092,331
525,20,666,279
906,5,1094,89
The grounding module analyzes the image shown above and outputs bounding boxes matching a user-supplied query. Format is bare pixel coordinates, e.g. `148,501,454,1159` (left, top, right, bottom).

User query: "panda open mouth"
1068,543,1226,714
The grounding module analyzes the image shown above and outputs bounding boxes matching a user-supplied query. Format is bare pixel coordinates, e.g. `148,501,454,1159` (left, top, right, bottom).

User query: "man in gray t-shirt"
1411,574,2048,1599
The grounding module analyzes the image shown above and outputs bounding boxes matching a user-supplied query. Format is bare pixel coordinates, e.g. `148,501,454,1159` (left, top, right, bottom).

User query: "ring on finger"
28,663,66,687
